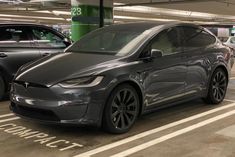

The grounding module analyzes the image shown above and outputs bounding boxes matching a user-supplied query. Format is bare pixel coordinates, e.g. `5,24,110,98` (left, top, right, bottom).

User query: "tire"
204,68,228,104
0,75,5,100
102,84,140,134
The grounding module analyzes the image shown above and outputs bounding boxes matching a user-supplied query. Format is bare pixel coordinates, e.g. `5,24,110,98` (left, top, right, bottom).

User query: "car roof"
105,22,201,32
0,22,68,37
0,22,53,28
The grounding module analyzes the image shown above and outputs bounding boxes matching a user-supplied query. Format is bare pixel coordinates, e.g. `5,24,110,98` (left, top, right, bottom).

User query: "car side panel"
184,48,209,96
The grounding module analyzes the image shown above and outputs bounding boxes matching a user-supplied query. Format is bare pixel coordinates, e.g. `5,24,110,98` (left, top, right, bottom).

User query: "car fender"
100,73,145,121
204,62,229,97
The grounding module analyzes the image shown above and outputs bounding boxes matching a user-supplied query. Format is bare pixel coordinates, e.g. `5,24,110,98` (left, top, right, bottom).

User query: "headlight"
58,76,104,88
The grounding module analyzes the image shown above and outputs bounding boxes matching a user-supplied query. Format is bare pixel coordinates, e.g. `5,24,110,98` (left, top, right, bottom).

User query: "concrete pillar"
71,0,113,42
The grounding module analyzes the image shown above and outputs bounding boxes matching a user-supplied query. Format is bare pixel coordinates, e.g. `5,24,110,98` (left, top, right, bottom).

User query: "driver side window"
151,27,181,56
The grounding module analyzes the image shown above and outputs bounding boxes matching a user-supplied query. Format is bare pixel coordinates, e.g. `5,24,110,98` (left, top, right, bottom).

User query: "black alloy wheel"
103,84,139,134
204,68,228,104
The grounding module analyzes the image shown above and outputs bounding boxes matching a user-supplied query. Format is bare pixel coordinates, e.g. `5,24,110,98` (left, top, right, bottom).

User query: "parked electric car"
0,23,72,100
10,22,234,134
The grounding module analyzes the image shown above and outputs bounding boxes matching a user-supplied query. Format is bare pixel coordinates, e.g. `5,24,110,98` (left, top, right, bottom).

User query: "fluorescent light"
114,3,125,6
52,10,71,16
33,10,71,16
0,14,66,21
0,17,36,22
114,15,177,22
33,10,51,13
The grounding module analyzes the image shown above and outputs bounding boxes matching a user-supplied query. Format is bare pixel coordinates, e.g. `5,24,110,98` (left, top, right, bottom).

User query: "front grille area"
11,103,60,122
14,81,48,88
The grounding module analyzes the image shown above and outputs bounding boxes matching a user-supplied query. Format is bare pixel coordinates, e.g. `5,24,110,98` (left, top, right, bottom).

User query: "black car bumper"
10,82,108,126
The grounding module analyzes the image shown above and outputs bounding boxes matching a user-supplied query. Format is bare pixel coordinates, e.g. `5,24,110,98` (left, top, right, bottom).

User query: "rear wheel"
103,84,139,134
0,75,5,100
204,68,228,104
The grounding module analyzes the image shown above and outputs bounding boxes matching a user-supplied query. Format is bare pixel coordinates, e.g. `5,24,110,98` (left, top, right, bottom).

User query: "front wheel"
204,68,228,104
102,84,140,134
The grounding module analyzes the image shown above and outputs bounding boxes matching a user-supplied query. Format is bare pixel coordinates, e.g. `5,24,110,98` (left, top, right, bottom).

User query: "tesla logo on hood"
24,82,29,88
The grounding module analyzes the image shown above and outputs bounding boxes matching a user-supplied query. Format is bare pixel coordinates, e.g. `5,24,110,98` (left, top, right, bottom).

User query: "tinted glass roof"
103,22,168,32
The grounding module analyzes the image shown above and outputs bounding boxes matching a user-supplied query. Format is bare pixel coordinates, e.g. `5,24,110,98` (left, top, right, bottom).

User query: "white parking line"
74,102,235,157
0,113,14,118
0,117,20,123
225,99,235,103
111,109,235,157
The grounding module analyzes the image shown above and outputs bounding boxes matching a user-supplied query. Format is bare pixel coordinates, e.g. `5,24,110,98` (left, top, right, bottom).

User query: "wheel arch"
203,64,229,104
118,80,144,116
205,64,229,97
102,79,145,123
213,65,229,82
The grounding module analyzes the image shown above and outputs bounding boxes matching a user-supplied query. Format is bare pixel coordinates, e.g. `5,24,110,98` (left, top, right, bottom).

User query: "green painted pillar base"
71,0,113,42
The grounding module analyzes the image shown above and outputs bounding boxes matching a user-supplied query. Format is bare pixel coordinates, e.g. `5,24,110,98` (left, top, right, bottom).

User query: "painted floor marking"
111,109,235,157
216,125,235,138
225,99,235,103
74,102,235,157
0,117,20,123
0,113,15,118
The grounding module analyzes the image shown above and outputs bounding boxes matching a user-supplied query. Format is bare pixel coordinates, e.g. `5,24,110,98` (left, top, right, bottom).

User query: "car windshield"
66,26,152,56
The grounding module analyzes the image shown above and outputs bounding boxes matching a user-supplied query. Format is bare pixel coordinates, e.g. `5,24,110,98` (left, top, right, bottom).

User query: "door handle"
0,53,7,58
42,53,50,57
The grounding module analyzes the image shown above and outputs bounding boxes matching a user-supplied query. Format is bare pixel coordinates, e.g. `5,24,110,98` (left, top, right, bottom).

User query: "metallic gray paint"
10,22,234,127
0,23,71,92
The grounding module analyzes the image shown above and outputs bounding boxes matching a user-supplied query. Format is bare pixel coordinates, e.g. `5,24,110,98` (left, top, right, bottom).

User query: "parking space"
1,1,235,157
0,68,235,157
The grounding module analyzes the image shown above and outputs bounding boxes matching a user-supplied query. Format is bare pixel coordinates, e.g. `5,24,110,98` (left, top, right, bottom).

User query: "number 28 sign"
71,7,82,16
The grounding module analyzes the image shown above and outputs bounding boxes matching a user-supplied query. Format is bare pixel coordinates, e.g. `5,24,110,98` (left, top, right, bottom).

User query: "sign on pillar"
71,0,113,42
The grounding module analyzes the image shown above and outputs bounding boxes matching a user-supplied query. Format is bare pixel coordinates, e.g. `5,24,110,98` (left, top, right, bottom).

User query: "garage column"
71,0,113,42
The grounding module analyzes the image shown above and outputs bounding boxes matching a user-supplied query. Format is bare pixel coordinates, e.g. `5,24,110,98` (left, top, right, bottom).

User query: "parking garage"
1,0,235,157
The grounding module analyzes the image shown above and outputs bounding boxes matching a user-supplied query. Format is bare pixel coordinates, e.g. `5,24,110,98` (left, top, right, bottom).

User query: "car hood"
15,52,122,87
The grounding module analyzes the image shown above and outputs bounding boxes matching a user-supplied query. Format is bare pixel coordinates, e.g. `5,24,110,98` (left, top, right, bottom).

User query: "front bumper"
10,82,107,126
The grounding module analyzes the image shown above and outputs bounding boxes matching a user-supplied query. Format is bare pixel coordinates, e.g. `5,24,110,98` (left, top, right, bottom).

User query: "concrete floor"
1,68,235,157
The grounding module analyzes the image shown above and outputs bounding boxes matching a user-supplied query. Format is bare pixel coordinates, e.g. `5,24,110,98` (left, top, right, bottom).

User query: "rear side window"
0,26,32,48
181,27,216,50
32,27,66,48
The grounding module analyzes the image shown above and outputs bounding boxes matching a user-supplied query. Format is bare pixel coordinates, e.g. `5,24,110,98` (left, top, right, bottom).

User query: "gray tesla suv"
10,22,234,134
0,23,71,100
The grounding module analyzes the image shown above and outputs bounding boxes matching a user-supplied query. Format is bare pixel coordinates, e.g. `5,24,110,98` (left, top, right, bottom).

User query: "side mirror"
151,49,163,58
63,38,72,47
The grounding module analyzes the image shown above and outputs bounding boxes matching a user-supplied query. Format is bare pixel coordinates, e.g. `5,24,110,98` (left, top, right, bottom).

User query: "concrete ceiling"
0,0,235,25
145,0,235,16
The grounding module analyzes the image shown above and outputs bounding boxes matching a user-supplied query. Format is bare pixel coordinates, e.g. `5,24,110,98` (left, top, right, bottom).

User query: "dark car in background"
10,22,234,134
0,23,72,99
